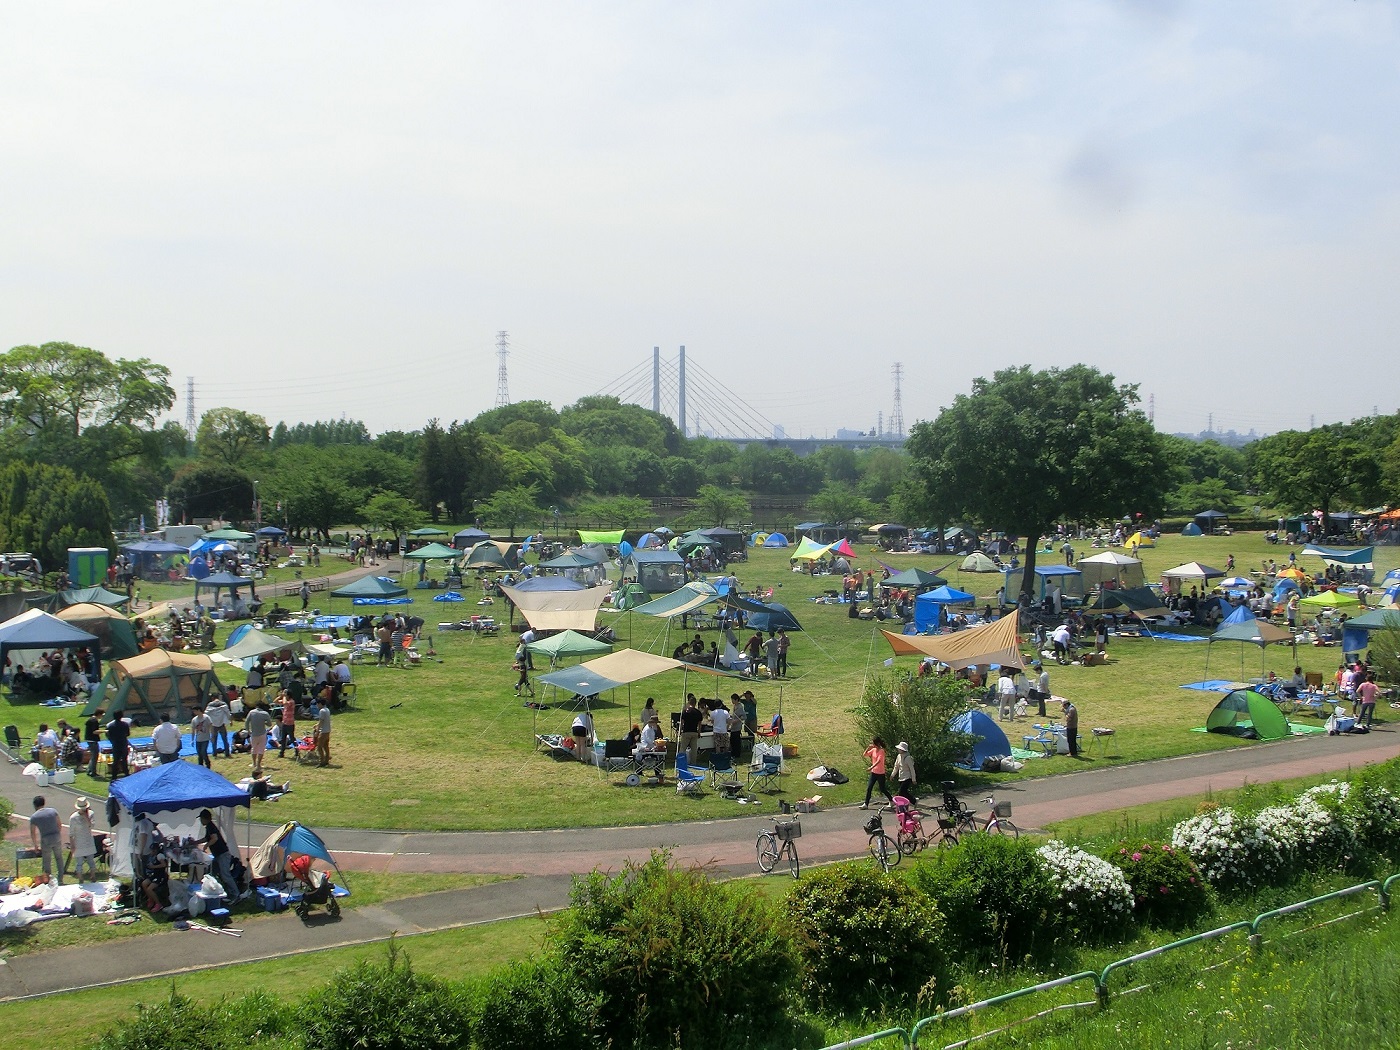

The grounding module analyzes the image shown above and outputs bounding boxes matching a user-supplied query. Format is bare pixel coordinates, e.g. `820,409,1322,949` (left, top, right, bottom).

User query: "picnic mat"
1141,630,1210,643
1190,723,1331,737
1180,680,1252,693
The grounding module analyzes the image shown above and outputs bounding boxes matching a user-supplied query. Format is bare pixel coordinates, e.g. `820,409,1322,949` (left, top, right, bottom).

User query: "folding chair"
708,752,742,795
674,753,706,795
746,753,783,793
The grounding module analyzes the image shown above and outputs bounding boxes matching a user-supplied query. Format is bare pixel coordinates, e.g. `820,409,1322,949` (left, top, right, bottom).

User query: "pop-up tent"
949,709,1012,770
250,820,344,884
108,762,249,880
331,575,408,599
408,526,448,539
1193,509,1229,533
1180,522,1204,537
1204,688,1290,740
620,550,685,596
913,585,976,632
1001,565,1085,603
1077,551,1146,590
83,649,225,723
884,567,947,591
56,602,139,659
699,526,745,555
960,552,999,573
1161,562,1226,594
762,532,790,548
525,629,614,665
747,603,803,633
0,608,101,680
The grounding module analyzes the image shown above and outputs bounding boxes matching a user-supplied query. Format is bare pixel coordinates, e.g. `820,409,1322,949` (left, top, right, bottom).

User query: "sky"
2,2,1397,442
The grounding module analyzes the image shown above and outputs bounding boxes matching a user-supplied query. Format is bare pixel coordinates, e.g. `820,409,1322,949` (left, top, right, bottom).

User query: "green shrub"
549,851,798,1049
1108,839,1212,930
787,862,949,1012
853,673,977,781
910,835,1060,966
91,989,221,1050
300,942,470,1050
470,958,601,1050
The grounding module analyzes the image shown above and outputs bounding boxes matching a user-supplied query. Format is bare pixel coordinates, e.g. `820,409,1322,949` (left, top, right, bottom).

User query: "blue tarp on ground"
950,709,1012,770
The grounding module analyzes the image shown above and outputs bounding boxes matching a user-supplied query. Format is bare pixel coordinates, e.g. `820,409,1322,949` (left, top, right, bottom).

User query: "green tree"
0,462,113,569
807,481,875,527
693,485,750,526
559,395,681,456
0,341,175,442
856,446,908,505
902,365,1172,597
195,407,270,465
854,672,977,782
166,461,256,523
360,491,419,538
478,484,544,537
1250,425,1383,526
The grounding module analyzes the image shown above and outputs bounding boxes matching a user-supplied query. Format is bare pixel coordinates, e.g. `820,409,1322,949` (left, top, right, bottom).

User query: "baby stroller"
287,854,340,919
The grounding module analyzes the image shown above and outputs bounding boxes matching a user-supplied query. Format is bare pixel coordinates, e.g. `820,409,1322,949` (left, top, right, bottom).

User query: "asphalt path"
1,725,1396,1001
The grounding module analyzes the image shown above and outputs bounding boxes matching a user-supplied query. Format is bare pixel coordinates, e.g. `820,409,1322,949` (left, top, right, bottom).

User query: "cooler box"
68,547,109,588
256,887,286,912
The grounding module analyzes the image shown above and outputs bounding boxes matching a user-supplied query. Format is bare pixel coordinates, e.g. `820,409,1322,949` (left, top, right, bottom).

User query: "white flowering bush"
1036,841,1134,942
1341,781,1400,855
1255,794,1356,876
1171,807,1285,892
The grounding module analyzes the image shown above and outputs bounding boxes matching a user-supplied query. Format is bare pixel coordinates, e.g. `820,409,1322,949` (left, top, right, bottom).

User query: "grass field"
6,532,1395,831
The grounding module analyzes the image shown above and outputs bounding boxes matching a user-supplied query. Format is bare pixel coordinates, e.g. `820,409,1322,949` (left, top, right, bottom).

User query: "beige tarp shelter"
83,649,224,724
215,628,305,664
500,583,612,632
881,614,1025,671
1077,551,1146,590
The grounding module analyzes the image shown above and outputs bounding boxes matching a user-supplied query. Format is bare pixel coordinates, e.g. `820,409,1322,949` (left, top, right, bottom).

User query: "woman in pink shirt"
1356,674,1379,727
860,737,895,810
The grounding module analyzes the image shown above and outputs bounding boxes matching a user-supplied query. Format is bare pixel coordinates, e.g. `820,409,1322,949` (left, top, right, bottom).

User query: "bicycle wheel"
868,833,900,871
936,827,959,848
990,818,1019,839
756,832,779,872
787,843,800,879
897,830,919,856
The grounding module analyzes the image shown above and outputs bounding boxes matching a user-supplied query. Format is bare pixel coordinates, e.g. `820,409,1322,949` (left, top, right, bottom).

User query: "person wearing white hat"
68,797,99,881
893,742,917,802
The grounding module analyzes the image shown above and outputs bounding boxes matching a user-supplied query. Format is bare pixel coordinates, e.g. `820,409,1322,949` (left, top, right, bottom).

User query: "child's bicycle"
862,804,902,872
755,816,801,878
941,784,1019,839
892,795,959,855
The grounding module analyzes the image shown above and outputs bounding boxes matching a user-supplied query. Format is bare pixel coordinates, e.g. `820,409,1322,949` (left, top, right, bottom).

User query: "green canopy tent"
403,542,460,562
1204,688,1290,740
53,586,130,610
203,528,255,541
882,567,948,591
330,575,409,599
525,629,614,667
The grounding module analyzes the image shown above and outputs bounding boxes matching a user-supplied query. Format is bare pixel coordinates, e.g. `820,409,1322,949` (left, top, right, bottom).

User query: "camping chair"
3,725,20,751
756,713,783,741
674,753,705,795
1304,672,1325,695
708,752,742,795
746,752,783,793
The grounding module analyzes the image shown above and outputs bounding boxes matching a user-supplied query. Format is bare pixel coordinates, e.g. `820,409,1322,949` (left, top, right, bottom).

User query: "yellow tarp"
881,615,1025,671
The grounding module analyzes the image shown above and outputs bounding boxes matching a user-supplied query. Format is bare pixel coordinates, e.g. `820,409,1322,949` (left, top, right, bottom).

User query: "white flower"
1037,841,1134,925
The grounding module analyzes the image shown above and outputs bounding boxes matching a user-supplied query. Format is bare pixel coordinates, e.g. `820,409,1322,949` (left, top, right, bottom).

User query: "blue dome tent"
950,709,1012,770
762,532,790,548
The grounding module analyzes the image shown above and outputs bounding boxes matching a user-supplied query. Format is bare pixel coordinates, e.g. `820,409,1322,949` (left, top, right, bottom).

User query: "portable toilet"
68,547,109,588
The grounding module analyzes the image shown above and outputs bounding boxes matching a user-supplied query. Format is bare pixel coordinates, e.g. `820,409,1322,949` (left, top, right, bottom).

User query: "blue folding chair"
746,752,783,793
675,753,706,794
708,751,741,793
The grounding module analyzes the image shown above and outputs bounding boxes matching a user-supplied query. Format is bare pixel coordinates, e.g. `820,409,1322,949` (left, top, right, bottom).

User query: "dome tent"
949,709,1012,770
1180,522,1204,536
1204,688,1290,740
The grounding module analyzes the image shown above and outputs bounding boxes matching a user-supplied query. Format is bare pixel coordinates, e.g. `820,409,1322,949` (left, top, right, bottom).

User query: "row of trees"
0,343,1396,560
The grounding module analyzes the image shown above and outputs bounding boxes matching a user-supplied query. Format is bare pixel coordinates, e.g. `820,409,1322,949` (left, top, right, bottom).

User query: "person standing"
313,703,333,767
764,634,779,678
191,706,213,768
205,693,232,758
860,737,895,810
68,797,99,881
106,712,131,779
245,701,273,776
893,741,917,801
679,696,703,764
744,631,763,673
570,710,594,762
1060,699,1080,758
299,579,311,611
376,620,394,665
513,644,535,697
83,709,104,777
1033,661,1051,718
277,689,297,758
29,796,64,885
198,809,238,898
997,669,1017,722
152,712,183,764
1357,673,1379,727
775,629,790,677
710,700,730,755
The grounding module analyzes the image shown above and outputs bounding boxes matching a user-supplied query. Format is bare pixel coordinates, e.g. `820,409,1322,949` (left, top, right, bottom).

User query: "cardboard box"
796,796,822,813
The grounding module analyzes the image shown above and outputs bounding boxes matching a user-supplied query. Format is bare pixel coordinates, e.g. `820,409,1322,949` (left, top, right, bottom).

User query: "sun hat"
895,741,909,753
75,797,91,811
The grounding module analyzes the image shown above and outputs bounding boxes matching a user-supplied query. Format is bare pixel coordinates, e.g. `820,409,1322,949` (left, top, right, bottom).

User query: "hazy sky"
3,2,1396,441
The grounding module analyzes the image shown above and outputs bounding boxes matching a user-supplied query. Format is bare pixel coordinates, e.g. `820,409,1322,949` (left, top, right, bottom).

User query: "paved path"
2,726,1395,1000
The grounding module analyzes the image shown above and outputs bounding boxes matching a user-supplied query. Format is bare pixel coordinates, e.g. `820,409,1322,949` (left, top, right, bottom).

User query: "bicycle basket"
992,801,1012,818
936,817,957,830
775,819,801,841
862,816,882,836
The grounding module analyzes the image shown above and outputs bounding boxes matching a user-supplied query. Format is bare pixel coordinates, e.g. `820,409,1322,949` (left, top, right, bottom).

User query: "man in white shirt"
996,670,1017,722
152,713,183,764
205,695,233,758
1051,624,1074,665
710,702,730,754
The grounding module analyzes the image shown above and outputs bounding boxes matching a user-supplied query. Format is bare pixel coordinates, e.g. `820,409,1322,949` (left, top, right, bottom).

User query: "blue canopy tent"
256,525,287,538
0,608,102,686
1341,608,1400,657
192,570,257,606
453,527,491,547
950,709,1012,770
914,585,976,632
107,761,251,879
1001,564,1085,602
121,538,190,580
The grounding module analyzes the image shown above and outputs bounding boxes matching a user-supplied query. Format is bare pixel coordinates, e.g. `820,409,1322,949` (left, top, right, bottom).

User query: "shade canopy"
540,552,598,569
121,539,189,556
0,608,100,671
525,629,614,661
632,582,720,618
453,527,491,546
500,583,612,632
404,542,460,561
789,537,831,562
882,614,1024,671
1301,544,1375,567
509,575,585,592
577,529,625,545
331,575,408,599
1077,550,1146,589
883,567,948,590
57,586,129,609
256,526,287,537
408,527,448,537
216,628,304,663
110,761,250,817
193,571,255,598
1085,586,1170,618
204,528,255,541
1298,590,1362,609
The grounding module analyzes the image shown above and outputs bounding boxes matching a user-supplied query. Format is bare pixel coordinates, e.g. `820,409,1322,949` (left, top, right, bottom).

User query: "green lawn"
7,532,1394,831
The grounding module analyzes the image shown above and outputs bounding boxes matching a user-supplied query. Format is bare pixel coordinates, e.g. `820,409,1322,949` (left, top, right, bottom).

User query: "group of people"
6,647,99,700
27,794,103,886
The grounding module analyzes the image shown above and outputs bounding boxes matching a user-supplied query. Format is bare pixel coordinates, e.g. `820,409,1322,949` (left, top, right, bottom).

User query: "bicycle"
863,804,901,872
892,795,959,855
944,791,1019,839
755,816,801,878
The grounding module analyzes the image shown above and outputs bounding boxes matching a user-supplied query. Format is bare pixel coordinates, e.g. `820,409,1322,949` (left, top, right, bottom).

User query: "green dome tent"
1205,688,1290,740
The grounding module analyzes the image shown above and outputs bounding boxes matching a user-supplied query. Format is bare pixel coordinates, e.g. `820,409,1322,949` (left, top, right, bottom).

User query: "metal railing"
819,870,1400,1050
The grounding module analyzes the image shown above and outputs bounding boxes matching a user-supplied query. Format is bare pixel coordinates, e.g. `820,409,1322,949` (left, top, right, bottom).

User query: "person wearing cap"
893,741,917,801
68,797,99,881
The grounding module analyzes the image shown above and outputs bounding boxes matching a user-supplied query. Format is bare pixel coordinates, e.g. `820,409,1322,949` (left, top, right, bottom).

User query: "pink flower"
1131,852,1142,862
1160,887,1169,894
